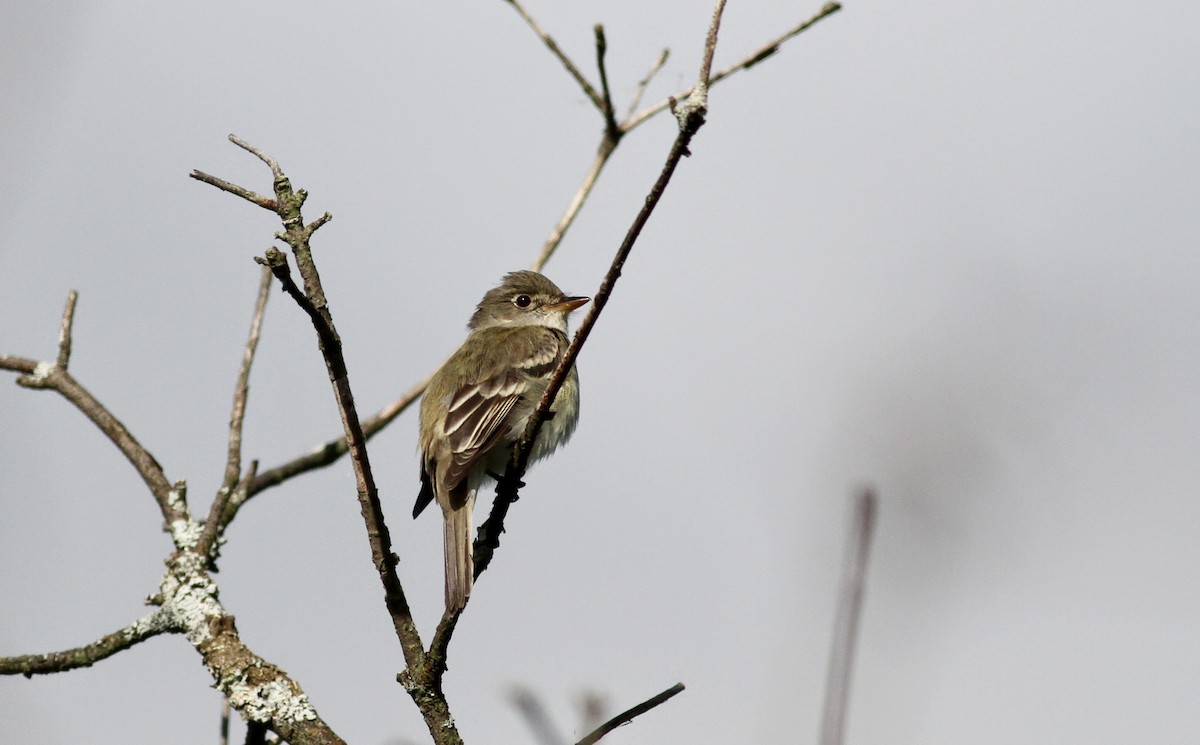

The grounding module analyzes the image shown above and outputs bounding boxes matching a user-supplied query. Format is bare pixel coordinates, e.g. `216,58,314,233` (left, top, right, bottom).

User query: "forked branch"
473,0,723,582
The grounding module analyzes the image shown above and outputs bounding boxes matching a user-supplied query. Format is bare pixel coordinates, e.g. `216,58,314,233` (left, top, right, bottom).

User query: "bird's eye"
514,294,533,308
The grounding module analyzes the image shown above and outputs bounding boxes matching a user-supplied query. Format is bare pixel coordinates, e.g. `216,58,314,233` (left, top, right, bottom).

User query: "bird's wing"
438,328,563,496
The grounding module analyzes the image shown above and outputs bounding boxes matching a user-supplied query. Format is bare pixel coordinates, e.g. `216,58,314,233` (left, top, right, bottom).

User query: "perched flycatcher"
415,270,587,612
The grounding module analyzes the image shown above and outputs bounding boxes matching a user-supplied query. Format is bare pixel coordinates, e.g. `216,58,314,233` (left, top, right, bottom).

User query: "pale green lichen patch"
229,679,319,723
169,517,203,550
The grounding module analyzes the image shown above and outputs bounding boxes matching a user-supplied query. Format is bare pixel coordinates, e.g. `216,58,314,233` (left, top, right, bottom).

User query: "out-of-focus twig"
819,486,878,745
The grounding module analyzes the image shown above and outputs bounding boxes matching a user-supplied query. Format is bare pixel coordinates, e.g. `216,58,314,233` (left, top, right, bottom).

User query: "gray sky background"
3,1,1198,743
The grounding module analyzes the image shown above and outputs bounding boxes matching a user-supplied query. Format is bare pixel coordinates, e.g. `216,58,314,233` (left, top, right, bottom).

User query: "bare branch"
244,375,428,499
531,138,619,273
694,0,727,97
157,552,345,745
55,290,78,370
0,356,38,375
195,266,273,555
511,686,567,745
624,1,843,132
206,137,451,737
190,170,278,211
623,48,670,123
504,0,605,112
0,610,175,676
594,25,619,138
819,487,878,745
229,133,284,179
229,1,842,499
476,0,726,578
222,266,272,495
575,683,685,745
202,460,258,561
8,353,183,526
535,3,839,270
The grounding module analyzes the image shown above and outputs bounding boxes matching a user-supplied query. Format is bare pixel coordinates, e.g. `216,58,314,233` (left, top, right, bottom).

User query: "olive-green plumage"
415,271,586,612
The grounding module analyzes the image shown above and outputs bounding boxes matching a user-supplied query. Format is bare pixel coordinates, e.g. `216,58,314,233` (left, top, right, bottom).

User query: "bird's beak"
547,295,589,314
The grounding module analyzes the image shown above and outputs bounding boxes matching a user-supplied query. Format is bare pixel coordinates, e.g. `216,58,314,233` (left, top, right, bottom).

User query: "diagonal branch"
474,0,724,581
533,1,840,271
0,610,176,677
244,375,428,499
575,682,686,745
511,686,567,745
504,0,605,112
3,298,184,527
531,136,619,273
217,2,843,504
198,266,273,561
623,48,670,123
196,141,458,740
190,170,278,211
624,1,843,132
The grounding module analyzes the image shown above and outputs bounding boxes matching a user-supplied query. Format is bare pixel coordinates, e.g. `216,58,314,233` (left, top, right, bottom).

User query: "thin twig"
504,0,605,112
624,1,843,133
819,487,878,745
531,138,619,273
56,290,78,370
220,698,231,745
694,0,727,97
538,2,839,268
578,691,609,737
230,133,284,179
202,140,447,738
190,170,278,211
212,0,842,499
202,459,259,561
8,361,183,525
222,267,272,495
476,0,724,578
623,48,670,123
244,375,428,499
218,460,259,530
0,610,175,676
511,686,567,745
2,299,180,518
574,683,685,745
594,25,619,138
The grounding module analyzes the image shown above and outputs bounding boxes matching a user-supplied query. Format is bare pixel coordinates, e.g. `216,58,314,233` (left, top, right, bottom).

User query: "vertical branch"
593,25,619,138
221,265,272,494
197,266,272,561
819,487,878,745
56,290,79,370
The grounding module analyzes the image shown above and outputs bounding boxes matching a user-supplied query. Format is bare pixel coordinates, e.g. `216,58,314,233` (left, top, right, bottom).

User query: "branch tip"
228,134,283,178
56,290,79,370
575,682,686,745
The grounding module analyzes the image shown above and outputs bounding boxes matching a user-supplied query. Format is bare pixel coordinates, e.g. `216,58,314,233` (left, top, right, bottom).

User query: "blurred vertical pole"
819,487,878,745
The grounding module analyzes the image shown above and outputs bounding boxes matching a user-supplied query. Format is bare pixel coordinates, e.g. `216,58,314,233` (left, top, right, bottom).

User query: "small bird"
415,270,588,612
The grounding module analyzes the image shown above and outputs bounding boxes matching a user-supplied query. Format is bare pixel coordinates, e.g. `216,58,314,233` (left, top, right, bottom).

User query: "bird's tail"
444,504,473,612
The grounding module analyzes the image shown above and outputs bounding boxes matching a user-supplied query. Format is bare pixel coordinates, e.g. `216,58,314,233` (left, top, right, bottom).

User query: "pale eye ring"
514,294,533,308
